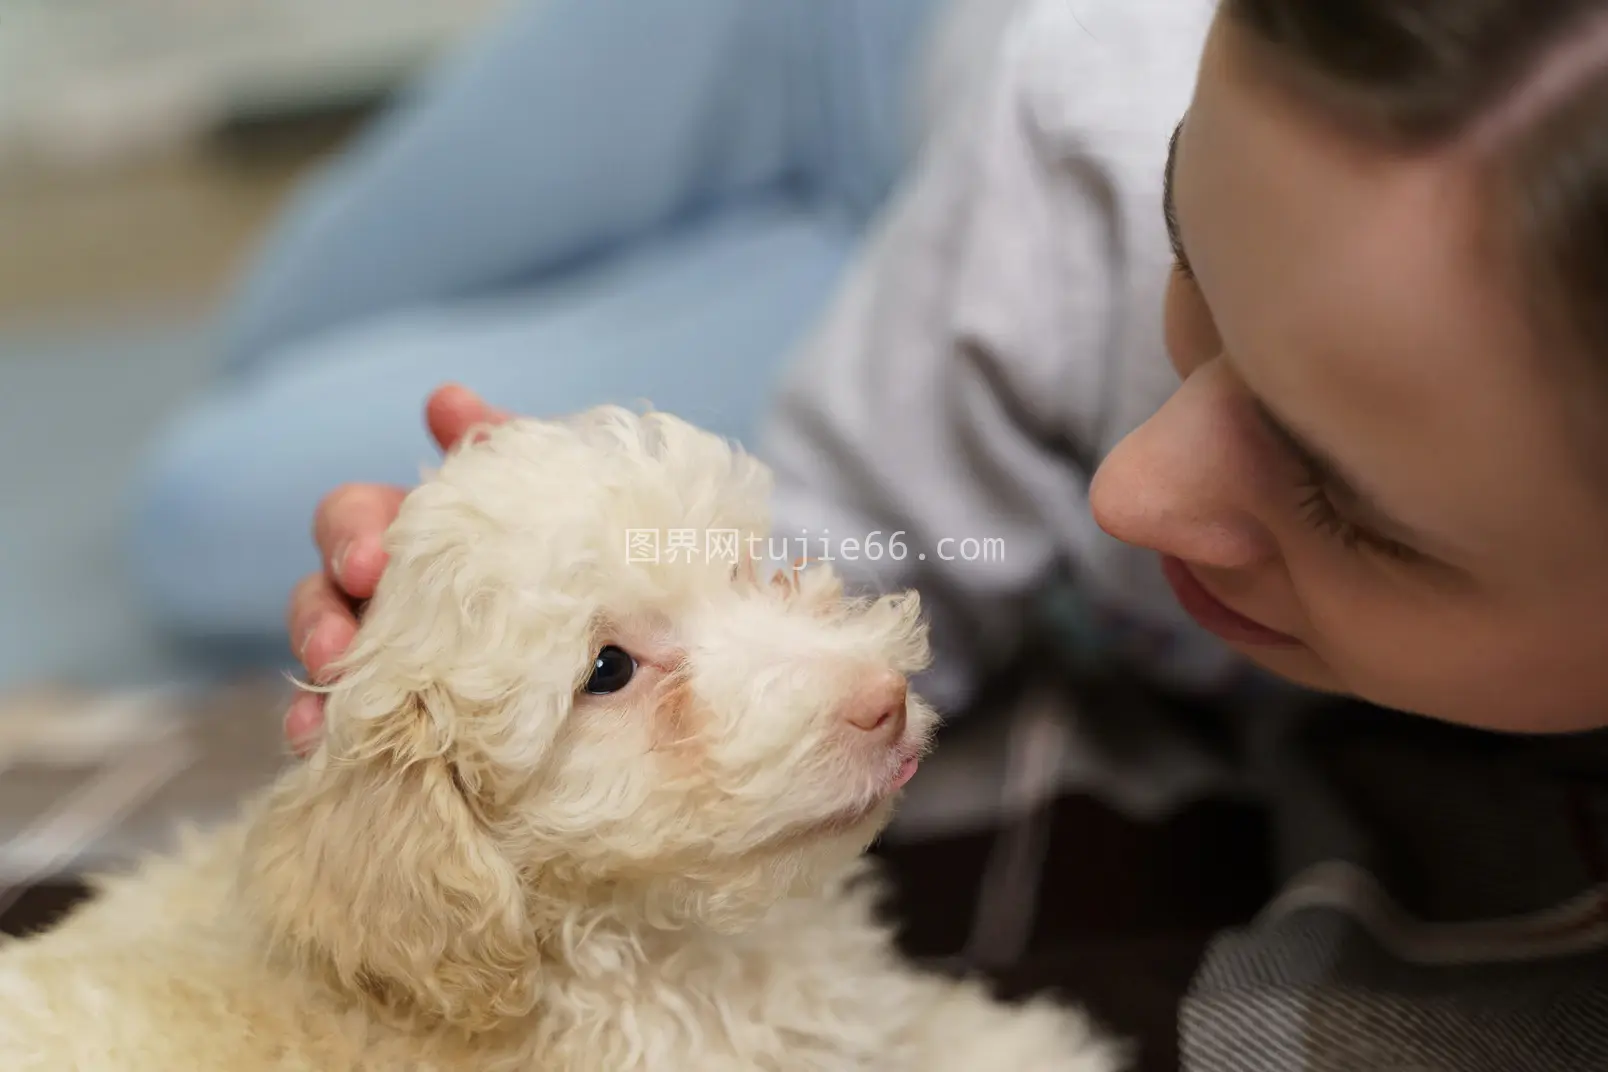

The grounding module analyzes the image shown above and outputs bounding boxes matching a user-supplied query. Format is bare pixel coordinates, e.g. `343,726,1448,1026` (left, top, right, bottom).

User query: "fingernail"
297,620,320,662
332,541,352,582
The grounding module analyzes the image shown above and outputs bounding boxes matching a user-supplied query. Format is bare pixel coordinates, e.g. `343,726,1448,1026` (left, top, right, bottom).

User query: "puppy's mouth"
891,755,919,792
882,731,926,794
806,739,925,837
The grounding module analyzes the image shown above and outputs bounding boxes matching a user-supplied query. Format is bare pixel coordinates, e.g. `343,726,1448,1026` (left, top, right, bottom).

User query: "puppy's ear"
241,680,540,1031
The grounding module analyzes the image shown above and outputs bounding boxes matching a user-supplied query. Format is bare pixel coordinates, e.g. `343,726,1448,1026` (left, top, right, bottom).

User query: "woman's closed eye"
1245,396,1423,565
1293,467,1419,563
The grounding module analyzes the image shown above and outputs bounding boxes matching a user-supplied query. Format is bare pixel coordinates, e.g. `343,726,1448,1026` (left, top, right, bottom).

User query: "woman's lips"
1160,555,1301,648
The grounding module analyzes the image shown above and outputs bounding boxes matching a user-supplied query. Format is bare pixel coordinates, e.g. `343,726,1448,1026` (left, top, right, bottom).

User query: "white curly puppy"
0,407,1124,1072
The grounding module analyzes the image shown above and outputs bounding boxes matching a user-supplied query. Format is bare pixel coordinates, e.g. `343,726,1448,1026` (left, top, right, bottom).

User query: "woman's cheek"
1163,272,1218,380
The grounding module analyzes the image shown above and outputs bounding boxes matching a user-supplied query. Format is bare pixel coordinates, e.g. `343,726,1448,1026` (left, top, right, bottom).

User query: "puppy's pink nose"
842,669,908,737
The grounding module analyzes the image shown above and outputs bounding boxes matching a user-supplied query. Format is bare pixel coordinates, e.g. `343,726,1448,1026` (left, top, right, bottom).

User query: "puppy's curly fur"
0,407,1125,1071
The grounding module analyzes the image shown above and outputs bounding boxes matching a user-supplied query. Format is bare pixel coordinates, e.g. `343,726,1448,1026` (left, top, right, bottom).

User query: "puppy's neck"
527,842,873,987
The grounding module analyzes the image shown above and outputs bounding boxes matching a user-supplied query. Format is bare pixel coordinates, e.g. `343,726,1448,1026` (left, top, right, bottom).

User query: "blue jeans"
127,0,942,657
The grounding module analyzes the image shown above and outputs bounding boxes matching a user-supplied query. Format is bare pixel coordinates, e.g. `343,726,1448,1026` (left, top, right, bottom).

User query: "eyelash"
1294,472,1417,563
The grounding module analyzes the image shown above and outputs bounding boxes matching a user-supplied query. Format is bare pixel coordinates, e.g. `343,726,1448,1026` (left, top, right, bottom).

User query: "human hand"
283,384,510,755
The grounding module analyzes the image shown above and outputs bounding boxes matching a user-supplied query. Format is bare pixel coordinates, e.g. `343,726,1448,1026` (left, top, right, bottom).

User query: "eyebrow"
1162,118,1189,270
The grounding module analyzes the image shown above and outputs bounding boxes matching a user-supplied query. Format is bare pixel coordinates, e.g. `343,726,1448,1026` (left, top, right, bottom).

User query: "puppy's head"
242,407,934,1030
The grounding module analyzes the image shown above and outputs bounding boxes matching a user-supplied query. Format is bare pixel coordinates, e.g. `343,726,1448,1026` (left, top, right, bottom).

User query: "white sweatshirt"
759,0,1239,717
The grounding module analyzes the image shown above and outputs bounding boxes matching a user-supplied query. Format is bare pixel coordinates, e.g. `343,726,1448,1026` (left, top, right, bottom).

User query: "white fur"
0,406,1125,1071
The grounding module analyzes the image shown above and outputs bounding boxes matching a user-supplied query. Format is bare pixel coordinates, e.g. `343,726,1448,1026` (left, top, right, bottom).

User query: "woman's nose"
1089,359,1279,570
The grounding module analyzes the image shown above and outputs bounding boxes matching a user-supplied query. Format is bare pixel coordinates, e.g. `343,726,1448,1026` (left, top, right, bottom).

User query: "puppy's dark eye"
584,645,637,694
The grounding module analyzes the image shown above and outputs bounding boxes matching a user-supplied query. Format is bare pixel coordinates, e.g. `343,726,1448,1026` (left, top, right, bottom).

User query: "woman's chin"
1233,642,1346,696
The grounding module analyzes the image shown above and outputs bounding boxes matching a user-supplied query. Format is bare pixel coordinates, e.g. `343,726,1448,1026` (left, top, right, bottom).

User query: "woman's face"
1089,14,1608,733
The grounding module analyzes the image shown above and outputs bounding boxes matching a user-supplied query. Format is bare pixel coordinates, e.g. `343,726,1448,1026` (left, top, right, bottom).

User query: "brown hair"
1226,0,1608,393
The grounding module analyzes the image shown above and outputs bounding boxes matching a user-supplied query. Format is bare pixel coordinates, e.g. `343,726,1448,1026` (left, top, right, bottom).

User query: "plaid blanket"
0,679,288,895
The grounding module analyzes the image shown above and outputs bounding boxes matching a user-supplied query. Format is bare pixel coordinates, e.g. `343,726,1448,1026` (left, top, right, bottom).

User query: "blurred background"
0,0,502,691
0,0,505,901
